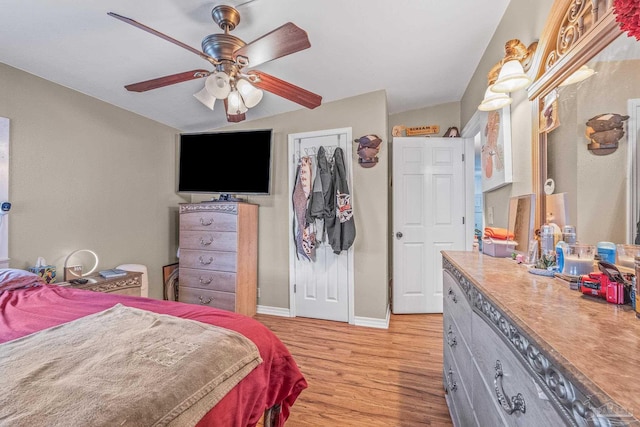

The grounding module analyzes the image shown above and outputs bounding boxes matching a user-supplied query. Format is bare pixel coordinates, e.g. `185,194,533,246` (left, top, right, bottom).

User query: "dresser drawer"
444,345,477,427
179,249,237,272
443,313,473,384
179,230,238,252
471,364,510,427
472,311,566,427
179,267,236,293
178,287,236,312
180,211,237,232
443,270,472,342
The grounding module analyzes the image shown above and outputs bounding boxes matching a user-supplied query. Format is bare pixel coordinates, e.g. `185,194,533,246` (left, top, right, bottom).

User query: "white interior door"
288,128,354,323
392,137,468,313
0,118,9,268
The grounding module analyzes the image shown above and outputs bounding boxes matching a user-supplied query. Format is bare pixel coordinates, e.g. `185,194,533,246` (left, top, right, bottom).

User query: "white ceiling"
0,0,510,133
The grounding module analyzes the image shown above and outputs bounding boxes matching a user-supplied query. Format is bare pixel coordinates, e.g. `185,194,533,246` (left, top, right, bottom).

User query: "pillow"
0,269,45,293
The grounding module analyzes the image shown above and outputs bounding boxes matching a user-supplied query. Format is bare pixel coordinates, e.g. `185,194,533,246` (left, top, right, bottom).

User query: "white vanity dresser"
442,251,640,427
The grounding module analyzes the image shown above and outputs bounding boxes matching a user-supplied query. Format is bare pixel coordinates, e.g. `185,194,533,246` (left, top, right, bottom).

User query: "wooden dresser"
178,202,258,316
442,251,640,427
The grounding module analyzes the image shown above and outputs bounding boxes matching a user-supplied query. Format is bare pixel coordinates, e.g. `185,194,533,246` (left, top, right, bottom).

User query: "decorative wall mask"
443,126,460,137
584,113,629,155
355,135,382,168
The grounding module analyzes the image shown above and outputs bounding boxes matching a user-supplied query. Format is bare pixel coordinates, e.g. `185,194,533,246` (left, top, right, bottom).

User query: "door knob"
396,232,403,239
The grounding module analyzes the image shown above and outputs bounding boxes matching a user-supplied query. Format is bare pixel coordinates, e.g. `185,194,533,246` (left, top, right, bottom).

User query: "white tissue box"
482,239,516,258
27,265,57,283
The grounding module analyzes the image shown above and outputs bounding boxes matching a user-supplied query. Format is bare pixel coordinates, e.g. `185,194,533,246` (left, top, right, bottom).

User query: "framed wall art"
480,106,513,192
162,262,179,301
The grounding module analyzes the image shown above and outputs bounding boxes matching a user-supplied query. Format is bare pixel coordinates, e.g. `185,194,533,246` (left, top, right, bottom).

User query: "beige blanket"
0,304,262,426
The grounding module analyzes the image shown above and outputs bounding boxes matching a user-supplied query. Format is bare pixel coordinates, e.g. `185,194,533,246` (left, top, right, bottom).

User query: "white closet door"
0,118,9,268
288,128,354,323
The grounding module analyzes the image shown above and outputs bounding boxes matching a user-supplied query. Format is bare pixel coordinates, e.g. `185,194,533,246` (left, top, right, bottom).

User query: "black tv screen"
178,129,273,195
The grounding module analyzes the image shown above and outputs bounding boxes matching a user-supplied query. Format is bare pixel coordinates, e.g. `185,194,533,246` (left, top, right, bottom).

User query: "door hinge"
294,284,296,293
462,153,465,162
462,217,465,224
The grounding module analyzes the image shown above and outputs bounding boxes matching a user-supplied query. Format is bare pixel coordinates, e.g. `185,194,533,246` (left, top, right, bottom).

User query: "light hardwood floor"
255,313,454,426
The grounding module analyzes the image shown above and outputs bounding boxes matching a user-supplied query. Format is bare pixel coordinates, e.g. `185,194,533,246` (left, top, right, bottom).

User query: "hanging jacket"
292,156,316,260
327,147,356,254
306,146,333,242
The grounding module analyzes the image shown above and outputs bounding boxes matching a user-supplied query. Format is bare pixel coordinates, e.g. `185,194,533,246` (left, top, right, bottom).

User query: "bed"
0,268,307,427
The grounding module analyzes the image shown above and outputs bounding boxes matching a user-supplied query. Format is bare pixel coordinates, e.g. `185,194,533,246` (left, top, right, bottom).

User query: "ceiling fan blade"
223,99,247,122
234,22,311,68
107,12,217,64
249,71,321,109
124,69,210,92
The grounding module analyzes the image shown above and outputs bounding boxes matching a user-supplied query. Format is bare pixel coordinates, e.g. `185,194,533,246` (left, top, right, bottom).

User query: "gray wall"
0,62,185,298
460,0,556,228
2,0,561,320
192,90,390,319
389,102,461,141
1,59,390,320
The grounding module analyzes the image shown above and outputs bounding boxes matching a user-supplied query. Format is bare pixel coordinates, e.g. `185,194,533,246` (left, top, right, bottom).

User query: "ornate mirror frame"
527,0,623,230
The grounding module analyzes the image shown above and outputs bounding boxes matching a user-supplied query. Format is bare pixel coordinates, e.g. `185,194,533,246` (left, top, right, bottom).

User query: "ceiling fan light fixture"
236,78,263,108
205,72,231,99
193,87,216,110
227,90,248,115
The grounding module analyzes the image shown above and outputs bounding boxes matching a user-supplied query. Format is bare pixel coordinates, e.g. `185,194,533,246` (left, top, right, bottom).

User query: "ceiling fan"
108,5,322,123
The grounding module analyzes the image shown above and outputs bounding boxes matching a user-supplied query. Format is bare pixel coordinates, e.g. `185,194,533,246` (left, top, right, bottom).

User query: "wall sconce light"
491,39,537,93
478,39,538,111
478,62,512,111
478,85,512,111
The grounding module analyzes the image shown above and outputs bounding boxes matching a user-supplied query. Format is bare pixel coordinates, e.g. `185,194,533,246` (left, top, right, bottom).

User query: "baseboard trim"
354,305,390,329
257,304,391,329
257,305,292,317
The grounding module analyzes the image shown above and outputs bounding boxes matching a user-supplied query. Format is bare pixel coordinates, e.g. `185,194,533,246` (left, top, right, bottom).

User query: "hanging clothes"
326,147,356,254
292,156,316,261
306,146,334,243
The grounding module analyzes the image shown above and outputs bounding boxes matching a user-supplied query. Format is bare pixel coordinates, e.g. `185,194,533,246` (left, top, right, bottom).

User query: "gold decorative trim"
86,275,141,293
528,0,621,100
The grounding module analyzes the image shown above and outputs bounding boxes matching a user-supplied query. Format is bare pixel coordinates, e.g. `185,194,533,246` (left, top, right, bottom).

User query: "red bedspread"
0,284,307,427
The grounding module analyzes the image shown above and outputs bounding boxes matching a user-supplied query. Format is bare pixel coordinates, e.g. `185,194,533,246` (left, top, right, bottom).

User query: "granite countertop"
442,250,640,422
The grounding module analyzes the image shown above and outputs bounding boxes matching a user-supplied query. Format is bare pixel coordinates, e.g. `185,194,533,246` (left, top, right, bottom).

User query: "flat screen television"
178,129,273,195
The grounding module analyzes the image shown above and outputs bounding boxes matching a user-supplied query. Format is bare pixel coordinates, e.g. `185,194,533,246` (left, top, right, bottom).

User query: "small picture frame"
162,263,179,301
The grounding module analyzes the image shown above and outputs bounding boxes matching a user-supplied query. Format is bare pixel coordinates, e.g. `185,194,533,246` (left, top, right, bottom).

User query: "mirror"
546,33,640,245
528,0,640,247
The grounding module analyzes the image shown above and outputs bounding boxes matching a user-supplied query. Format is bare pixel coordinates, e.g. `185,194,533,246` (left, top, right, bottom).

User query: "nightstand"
59,271,142,296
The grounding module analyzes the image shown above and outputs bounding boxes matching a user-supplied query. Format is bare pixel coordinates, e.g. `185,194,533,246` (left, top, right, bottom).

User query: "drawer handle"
199,236,214,246
446,325,457,347
198,256,213,265
198,296,213,305
447,287,458,303
494,360,526,415
446,367,457,392
200,217,214,226
199,276,213,285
